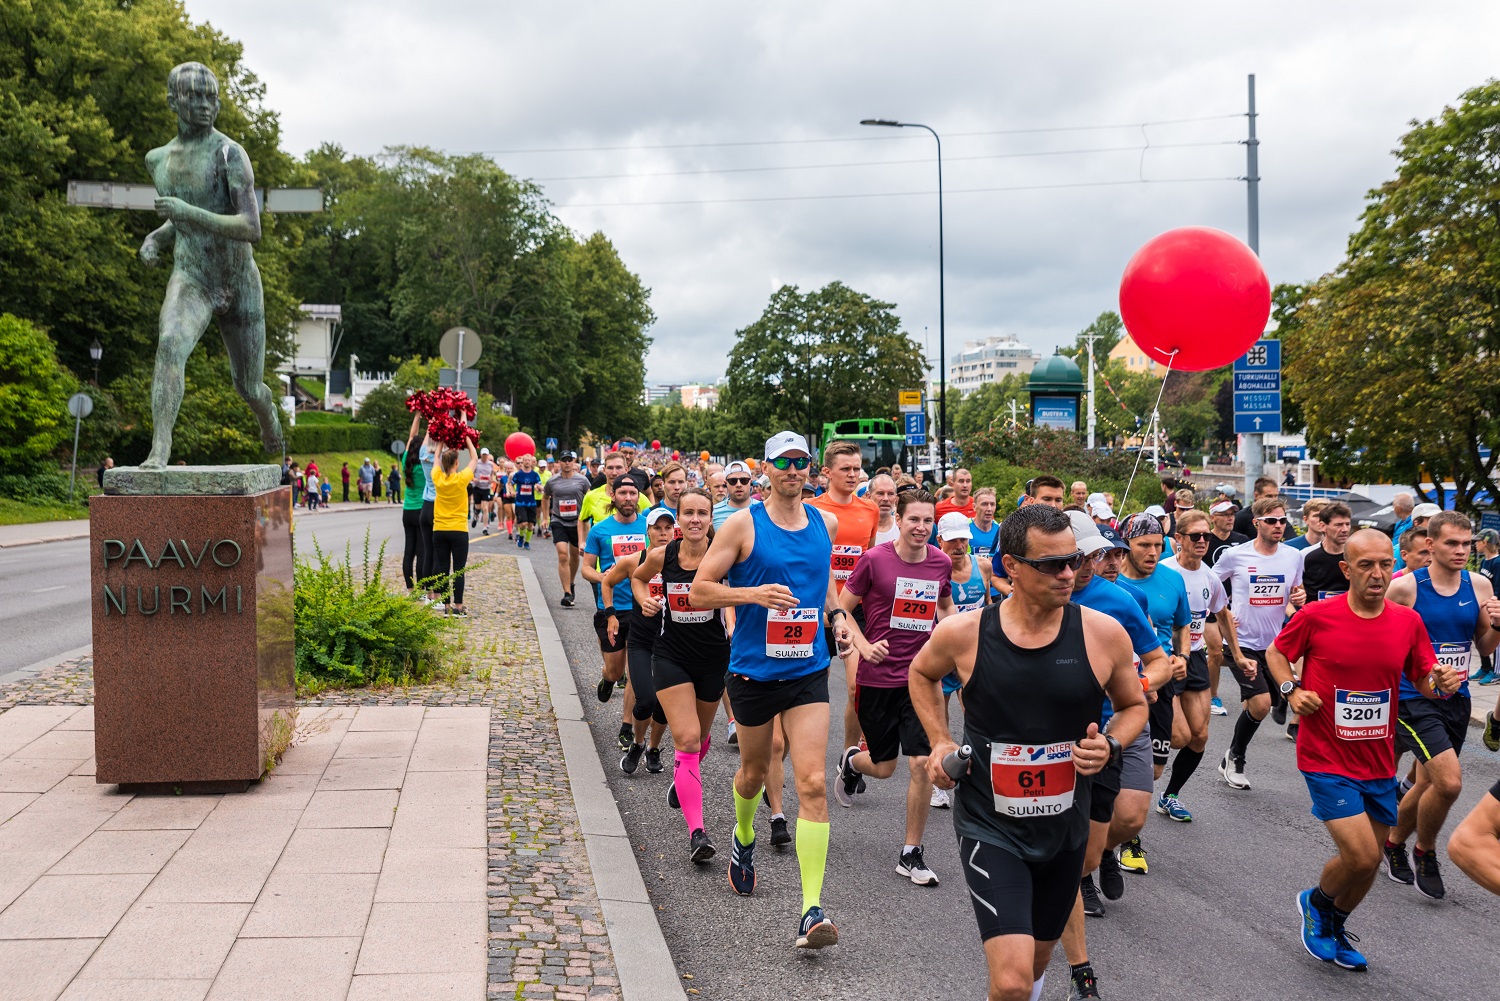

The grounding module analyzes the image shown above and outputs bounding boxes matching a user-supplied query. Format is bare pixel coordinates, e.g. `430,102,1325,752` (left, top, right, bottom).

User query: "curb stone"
518,559,690,1001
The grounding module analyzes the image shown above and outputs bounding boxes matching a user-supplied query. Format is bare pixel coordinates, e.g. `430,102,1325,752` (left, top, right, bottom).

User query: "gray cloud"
190,0,1500,382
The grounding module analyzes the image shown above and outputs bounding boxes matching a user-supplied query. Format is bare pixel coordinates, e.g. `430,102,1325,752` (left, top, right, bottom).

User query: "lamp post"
88,338,102,386
861,117,946,481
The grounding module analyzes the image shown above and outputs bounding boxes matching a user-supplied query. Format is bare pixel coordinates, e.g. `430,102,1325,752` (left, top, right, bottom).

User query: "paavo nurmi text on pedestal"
98,537,248,617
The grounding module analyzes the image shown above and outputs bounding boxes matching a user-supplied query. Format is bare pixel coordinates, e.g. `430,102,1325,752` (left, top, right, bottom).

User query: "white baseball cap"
1412,503,1442,518
1066,509,1113,557
724,460,752,477
480,447,491,455
765,431,811,460
1145,504,1167,518
1210,500,1235,514
645,506,676,527
937,512,973,541
1086,492,1107,508
1089,501,1115,521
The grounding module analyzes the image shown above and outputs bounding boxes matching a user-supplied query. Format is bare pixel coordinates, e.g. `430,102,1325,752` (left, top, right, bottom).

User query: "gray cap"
1066,509,1113,557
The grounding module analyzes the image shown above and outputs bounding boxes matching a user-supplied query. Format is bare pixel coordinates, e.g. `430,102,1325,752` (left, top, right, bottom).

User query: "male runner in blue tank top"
1383,510,1500,898
689,431,850,950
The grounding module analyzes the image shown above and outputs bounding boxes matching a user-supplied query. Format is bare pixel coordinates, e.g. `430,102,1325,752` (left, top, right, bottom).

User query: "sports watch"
1279,679,1299,696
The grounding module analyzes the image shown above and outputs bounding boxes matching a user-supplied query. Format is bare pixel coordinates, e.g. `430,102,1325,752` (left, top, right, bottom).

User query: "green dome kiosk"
1027,354,1085,432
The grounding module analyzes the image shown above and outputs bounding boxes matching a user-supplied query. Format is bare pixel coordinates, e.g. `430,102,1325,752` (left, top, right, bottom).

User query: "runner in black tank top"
909,505,1146,1001
635,491,733,865
605,507,675,776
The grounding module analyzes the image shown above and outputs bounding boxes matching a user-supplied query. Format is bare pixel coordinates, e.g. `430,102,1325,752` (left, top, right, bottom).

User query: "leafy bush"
966,459,1128,512
0,314,79,475
0,470,75,503
961,424,1137,483
293,531,458,690
287,421,384,454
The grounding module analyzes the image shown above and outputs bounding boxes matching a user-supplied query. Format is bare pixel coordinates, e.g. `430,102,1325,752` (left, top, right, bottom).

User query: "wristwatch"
1103,734,1123,767
1279,679,1299,696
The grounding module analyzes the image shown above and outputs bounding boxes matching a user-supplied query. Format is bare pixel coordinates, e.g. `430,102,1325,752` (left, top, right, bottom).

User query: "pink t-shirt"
844,542,952,687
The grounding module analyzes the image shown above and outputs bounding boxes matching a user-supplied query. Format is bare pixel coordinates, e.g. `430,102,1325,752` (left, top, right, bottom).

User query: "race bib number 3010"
1434,642,1471,691
766,607,818,659
1334,688,1391,740
990,741,1076,817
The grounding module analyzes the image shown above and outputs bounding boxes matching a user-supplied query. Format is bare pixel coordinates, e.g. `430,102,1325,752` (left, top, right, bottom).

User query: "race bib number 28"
766,607,818,659
991,741,1076,817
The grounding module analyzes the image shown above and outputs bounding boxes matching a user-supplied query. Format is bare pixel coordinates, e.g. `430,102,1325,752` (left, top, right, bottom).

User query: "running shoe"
689,828,716,863
1118,836,1148,874
620,742,645,775
450,608,468,618
1080,875,1105,917
431,602,446,614
1485,711,1500,753
1286,722,1299,742
481,527,489,536
834,746,861,808
1384,842,1415,885
728,834,756,895
644,747,663,773
560,591,574,608
1097,851,1124,901
1414,850,1446,900
896,845,939,886
1156,793,1193,822
930,786,951,810
597,678,615,703
667,781,680,809
769,816,791,848
1271,703,1288,726
1477,670,1500,686
795,905,838,949
856,739,869,793
1210,696,1227,716
1070,964,1101,999
727,719,738,746
616,724,633,753
1297,888,1338,963
1218,750,1251,790
523,541,530,549
1332,924,1368,972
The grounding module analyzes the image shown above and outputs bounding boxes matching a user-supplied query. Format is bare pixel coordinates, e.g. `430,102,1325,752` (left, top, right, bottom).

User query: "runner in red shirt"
934,467,976,522
1267,529,1459,973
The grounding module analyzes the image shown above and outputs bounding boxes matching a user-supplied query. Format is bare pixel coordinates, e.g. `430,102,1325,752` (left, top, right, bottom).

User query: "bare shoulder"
1472,572,1495,601
1387,573,1418,604
933,606,982,645
817,506,839,535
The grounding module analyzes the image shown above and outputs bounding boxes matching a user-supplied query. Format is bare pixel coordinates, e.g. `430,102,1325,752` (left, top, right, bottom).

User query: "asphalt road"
512,540,1500,1001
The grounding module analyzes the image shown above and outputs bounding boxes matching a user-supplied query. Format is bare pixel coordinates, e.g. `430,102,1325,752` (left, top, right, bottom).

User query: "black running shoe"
560,591,575,607
644,747,663,773
689,828,716,863
728,834,756,895
856,775,867,794
1080,875,1105,917
1384,842,1415,885
834,746,861,808
597,678,615,703
1271,702,1288,726
616,724,633,753
620,742,645,775
667,781,680,809
796,905,838,949
1070,964,1101,999
1415,850,1446,900
769,816,791,848
1097,850,1125,901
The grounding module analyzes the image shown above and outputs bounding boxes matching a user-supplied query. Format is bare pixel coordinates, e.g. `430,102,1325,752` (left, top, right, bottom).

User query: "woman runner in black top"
635,489,734,863
910,504,1145,1001
605,507,675,774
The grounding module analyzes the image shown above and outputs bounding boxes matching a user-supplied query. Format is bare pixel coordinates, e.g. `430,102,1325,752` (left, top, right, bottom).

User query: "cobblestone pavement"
0,554,622,1001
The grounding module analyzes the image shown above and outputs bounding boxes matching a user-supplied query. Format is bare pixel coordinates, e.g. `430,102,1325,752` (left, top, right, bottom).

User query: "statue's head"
167,62,220,127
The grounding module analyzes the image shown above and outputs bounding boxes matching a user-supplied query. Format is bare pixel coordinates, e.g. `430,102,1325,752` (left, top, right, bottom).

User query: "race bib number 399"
890,576,940,632
1334,689,1391,740
990,742,1076,817
766,608,818,659
831,545,862,583
1248,573,1286,607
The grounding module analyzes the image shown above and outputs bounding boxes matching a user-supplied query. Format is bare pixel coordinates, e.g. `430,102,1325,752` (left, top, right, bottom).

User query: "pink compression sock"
698,735,711,761
675,750,704,834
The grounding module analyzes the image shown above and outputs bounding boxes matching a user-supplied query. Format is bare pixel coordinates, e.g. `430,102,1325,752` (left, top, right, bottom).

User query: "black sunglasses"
1009,551,1087,576
768,456,811,470
726,477,751,486
1181,531,1212,542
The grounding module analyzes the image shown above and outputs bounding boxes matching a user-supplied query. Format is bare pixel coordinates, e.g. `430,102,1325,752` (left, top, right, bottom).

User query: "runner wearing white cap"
472,447,496,533
929,511,993,811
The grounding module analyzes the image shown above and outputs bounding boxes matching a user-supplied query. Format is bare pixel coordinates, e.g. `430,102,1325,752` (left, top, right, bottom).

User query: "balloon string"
1118,350,1177,520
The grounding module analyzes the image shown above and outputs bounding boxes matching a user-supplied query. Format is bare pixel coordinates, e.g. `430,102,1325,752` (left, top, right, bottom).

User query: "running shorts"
1226,648,1284,704
725,669,829,729
552,522,579,547
1396,695,1470,762
1148,694,1175,768
855,684,931,763
1089,729,1152,822
516,506,538,525
941,671,962,696
1181,649,1211,692
959,836,1088,942
653,651,728,704
1303,771,1399,827
593,609,629,654
470,482,492,501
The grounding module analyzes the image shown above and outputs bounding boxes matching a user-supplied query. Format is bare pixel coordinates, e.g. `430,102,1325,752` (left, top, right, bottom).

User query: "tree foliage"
1283,80,1500,510
1058,311,1125,363
0,314,78,474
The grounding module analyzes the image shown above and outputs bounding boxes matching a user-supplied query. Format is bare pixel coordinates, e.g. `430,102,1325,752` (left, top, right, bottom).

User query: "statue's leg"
219,272,284,457
144,273,213,468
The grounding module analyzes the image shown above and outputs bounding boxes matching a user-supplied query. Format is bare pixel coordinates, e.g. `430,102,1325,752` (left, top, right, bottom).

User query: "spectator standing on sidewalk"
341,462,351,503
388,463,401,503
96,457,114,489
290,462,303,508
305,468,320,511
358,458,376,502
430,438,479,616
401,414,428,595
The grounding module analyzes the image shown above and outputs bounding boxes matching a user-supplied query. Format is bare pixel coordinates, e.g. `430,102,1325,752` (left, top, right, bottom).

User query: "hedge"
287,422,384,454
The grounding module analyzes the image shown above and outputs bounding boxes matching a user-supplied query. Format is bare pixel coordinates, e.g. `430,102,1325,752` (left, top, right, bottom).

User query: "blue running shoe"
1297,889,1337,963
1332,925,1368,972
728,834,755,895
1210,697,1227,716
796,905,839,949
1471,670,1497,686
1156,793,1193,822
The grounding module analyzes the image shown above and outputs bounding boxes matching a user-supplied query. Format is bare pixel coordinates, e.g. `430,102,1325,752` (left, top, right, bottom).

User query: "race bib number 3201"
766,608,818,659
990,741,1076,817
1248,573,1286,607
1334,688,1391,740
890,576,940,632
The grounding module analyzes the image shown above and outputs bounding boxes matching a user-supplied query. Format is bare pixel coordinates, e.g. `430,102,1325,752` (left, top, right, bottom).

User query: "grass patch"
293,409,347,424
0,496,90,524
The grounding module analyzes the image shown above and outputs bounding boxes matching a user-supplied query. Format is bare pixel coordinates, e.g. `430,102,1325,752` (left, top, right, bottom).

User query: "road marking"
31,585,66,594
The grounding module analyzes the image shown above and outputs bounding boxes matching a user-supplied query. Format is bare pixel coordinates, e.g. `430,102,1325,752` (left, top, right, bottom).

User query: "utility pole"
1083,332,1101,450
1007,398,1021,429
1242,73,1263,499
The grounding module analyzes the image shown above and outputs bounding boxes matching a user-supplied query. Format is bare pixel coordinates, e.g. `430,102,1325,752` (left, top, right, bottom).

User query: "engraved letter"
124,540,154,569
169,586,191,614
182,539,210,568
157,539,186,569
201,586,227,614
102,540,126,567
102,585,127,615
136,585,160,615
212,540,242,568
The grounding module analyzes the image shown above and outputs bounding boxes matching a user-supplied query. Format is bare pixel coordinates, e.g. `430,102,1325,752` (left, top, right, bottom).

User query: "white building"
277,304,342,402
347,355,391,416
642,384,681,406
680,383,719,409
947,335,1042,396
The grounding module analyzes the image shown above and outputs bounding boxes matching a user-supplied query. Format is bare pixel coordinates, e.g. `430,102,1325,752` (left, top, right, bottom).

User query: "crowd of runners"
412,423,1500,1000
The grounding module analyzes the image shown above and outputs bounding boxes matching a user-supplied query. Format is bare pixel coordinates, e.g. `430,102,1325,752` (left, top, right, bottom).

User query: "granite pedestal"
90,465,294,786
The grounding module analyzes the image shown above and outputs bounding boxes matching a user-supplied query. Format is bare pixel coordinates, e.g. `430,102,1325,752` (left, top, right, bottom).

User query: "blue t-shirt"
1118,564,1193,654
1284,534,1312,551
1074,575,1162,724
582,515,647,611
419,445,437,503
713,500,752,531
512,470,541,508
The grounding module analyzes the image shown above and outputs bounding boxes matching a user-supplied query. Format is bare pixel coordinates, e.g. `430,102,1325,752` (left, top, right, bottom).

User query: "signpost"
544,437,559,452
438,327,482,410
904,411,927,446
66,392,94,502
1233,339,1282,435
898,390,923,413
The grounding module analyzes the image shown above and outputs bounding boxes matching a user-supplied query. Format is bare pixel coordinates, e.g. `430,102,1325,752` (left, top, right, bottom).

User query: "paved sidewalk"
0,520,89,549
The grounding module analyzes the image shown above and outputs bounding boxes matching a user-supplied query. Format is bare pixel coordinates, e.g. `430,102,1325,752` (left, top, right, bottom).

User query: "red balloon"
651,440,662,450
504,432,536,461
1118,227,1271,372
671,450,680,460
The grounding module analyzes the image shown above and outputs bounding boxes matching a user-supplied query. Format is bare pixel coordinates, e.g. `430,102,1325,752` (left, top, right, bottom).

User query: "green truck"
821,418,908,473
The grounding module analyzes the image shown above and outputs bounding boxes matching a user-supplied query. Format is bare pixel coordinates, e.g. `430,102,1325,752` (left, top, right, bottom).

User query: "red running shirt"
1273,597,1436,781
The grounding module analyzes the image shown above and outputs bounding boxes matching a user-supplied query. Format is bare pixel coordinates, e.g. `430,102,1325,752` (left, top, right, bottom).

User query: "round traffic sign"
67,392,94,419
439,327,482,368
390,439,406,456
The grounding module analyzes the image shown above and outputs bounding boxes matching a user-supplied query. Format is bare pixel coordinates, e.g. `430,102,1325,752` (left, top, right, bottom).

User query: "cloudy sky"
189,1,1500,386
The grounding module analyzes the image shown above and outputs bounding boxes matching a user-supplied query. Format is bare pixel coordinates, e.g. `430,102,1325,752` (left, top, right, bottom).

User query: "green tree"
1283,80,1500,510
1058,311,1124,363
721,282,927,451
947,375,1031,439
0,314,79,474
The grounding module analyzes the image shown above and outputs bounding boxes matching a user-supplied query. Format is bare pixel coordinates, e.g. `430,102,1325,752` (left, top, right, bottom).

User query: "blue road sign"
1234,412,1282,434
1233,371,1281,393
545,437,558,451
1233,392,1281,414
904,411,927,446
1233,339,1281,371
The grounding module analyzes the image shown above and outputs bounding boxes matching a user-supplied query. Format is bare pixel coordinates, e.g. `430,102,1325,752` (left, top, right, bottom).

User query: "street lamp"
88,338,102,385
861,117,947,480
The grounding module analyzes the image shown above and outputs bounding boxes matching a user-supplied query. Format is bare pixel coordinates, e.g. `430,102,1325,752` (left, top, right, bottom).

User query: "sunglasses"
1181,531,1212,542
1009,551,1087,575
768,456,811,470
1257,516,1288,525
726,477,751,486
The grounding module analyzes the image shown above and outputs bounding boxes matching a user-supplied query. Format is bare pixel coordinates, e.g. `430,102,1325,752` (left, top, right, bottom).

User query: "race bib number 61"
991,742,1076,817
